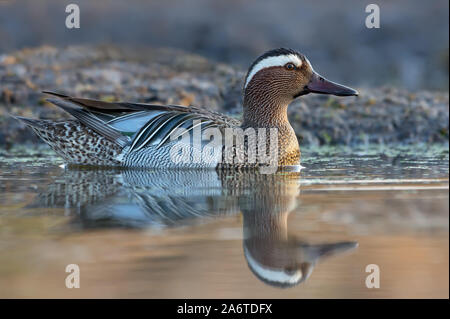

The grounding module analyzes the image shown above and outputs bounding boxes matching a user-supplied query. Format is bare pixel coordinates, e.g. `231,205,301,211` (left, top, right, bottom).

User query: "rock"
0,55,17,65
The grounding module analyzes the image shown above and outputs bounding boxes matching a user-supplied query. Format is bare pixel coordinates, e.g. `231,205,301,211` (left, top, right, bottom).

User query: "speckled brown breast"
216,125,301,169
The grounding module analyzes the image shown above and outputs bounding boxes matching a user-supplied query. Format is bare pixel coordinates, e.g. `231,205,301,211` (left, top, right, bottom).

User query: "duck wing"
43,91,241,151
43,91,240,127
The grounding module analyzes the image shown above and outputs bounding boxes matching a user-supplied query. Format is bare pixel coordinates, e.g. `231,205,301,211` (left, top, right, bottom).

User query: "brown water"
0,144,448,298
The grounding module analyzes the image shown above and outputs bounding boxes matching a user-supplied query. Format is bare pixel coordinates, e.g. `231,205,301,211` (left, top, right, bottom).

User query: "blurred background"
0,0,448,91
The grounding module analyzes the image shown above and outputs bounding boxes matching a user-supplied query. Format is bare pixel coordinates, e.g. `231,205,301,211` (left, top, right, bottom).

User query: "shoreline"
1,45,448,147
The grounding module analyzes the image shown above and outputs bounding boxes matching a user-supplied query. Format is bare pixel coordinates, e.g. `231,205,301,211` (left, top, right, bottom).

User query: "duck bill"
306,72,359,97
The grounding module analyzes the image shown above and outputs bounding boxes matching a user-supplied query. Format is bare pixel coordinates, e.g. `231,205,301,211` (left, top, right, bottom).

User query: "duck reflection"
31,168,357,287
222,171,357,287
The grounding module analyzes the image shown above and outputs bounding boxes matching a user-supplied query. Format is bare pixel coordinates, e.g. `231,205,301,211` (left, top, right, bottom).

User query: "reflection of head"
244,246,312,288
243,239,357,288
235,170,357,288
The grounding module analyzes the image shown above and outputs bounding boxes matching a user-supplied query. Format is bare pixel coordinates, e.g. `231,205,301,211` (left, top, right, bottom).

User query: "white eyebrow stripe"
245,54,302,88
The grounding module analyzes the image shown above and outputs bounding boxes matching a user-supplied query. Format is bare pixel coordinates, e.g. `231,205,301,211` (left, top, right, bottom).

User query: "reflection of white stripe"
304,185,449,191
245,54,302,88
244,246,302,284
300,178,448,185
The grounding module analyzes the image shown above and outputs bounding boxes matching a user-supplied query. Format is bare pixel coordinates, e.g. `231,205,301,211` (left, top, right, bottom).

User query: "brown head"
242,48,358,128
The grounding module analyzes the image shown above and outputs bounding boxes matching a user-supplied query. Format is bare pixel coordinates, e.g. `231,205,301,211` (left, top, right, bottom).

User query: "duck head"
242,48,358,126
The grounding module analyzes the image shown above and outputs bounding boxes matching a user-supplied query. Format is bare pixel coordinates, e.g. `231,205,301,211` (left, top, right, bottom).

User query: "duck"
15,48,358,169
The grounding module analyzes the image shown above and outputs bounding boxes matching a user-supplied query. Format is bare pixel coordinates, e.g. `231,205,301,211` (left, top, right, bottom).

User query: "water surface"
0,144,448,298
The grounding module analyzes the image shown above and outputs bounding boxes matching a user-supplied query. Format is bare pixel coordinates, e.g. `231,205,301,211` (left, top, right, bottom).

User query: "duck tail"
13,114,63,151
11,115,47,129
13,114,123,166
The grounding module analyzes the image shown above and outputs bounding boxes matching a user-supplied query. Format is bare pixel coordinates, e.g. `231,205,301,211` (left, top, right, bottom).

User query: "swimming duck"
15,48,358,169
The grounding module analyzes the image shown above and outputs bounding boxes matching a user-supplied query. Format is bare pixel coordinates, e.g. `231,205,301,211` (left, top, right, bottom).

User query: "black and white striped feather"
43,91,241,155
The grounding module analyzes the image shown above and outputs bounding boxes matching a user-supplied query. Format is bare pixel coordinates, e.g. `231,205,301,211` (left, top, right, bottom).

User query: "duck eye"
285,62,296,70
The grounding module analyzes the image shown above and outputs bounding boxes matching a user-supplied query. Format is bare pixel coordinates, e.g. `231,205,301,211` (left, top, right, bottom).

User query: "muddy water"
0,144,448,298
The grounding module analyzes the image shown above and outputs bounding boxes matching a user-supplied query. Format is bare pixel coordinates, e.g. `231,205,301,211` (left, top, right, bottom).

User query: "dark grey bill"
297,72,359,97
